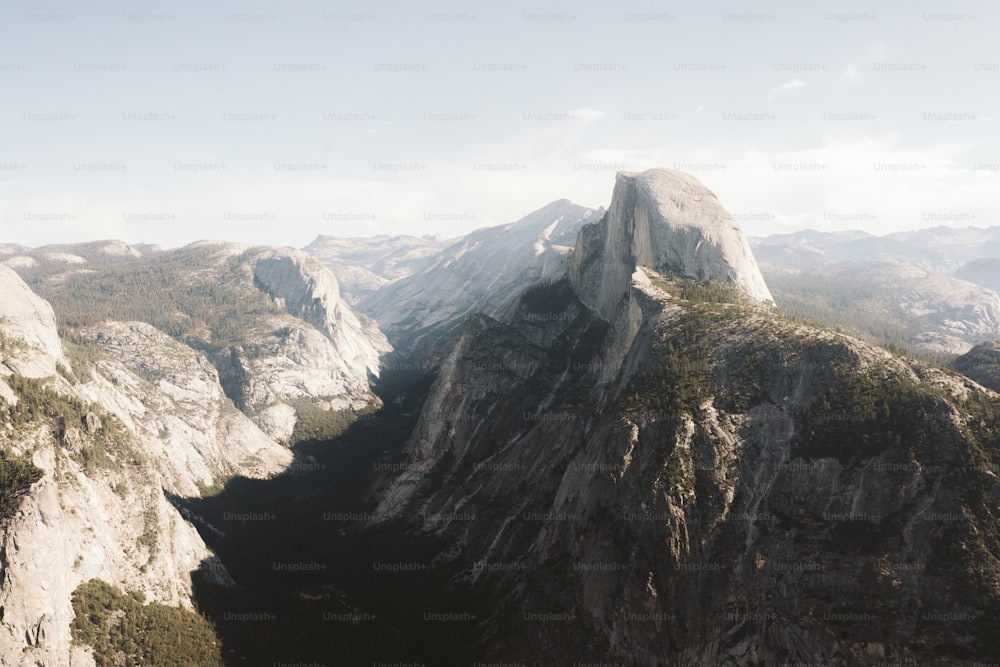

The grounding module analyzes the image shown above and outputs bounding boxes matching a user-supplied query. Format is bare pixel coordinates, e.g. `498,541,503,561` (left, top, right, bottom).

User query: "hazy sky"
1,0,998,248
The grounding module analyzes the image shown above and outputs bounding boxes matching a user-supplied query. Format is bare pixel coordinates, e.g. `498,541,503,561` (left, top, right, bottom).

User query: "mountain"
4,169,1000,664
9,241,390,443
752,229,874,247
886,225,1000,269
751,232,946,273
368,170,1000,664
334,200,605,358
570,169,773,318
301,234,448,306
763,261,1000,356
753,224,1000,356
753,225,1000,274
312,171,767,362
955,258,1000,296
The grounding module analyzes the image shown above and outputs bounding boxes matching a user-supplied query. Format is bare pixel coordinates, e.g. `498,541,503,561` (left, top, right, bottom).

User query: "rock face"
371,170,1000,665
354,200,604,356
0,440,222,667
570,169,773,320
373,270,1000,665
233,247,390,440
78,321,292,491
0,267,296,667
251,248,388,383
0,265,68,378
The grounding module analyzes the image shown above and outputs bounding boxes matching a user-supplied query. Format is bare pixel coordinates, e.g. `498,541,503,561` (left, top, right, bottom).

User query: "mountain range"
749,228,1000,356
0,169,998,665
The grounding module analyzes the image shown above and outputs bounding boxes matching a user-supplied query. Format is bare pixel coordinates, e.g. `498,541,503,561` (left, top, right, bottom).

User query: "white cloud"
770,79,807,96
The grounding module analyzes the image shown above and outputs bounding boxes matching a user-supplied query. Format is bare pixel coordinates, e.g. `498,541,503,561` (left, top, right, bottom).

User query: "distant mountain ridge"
306,200,605,359
751,224,1000,273
302,233,449,307
750,224,1000,355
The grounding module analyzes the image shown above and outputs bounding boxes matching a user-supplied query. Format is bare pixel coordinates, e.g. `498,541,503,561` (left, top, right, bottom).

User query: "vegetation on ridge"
0,446,43,526
70,578,223,667
17,250,284,348
616,272,1000,472
1,374,133,475
764,270,979,365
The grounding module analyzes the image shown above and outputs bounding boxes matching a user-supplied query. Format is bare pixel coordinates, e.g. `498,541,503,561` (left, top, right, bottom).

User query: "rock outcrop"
0,266,68,378
570,169,773,320
251,248,389,382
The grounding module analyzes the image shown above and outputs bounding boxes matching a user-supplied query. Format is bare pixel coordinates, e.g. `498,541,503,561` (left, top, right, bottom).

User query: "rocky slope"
246,246,390,437
0,265,68,380
371,171,1000,665
764,260,1000,356
955,258,1000,296
302,234,447,306
354,200,604,356
11,241,390,443
953,339,1000,393
0,265,300,666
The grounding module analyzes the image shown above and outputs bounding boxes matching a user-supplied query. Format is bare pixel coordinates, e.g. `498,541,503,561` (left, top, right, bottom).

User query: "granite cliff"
370,170,1000,665
0,243,390,665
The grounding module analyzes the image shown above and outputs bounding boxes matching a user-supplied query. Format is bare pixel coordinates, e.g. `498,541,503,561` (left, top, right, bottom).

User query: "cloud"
566,108,605,122
770,79,807,96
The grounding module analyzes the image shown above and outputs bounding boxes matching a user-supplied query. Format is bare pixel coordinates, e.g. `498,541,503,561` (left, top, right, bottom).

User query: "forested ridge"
18,249,284,348
71,579,222,667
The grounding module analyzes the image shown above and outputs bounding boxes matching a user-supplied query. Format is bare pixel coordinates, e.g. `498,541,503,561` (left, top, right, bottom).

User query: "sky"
1,0,998,248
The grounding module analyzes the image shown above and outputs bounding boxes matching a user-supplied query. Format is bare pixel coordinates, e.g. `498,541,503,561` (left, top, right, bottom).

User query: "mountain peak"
570,168,773,318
